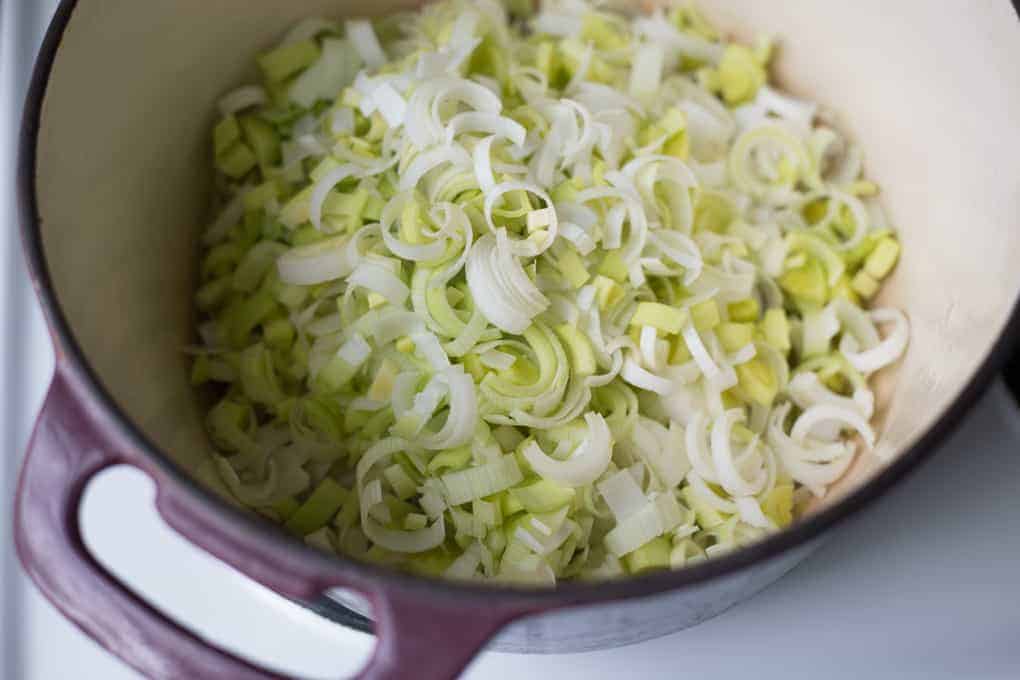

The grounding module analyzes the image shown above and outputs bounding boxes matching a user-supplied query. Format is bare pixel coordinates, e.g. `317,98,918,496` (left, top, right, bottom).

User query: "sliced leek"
195,0,908,584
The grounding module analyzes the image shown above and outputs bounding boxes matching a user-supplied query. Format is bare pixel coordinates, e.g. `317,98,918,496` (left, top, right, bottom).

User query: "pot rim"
18,0,1020,609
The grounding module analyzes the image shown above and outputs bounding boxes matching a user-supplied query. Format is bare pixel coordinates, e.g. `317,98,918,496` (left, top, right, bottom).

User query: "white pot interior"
31,0,1020,529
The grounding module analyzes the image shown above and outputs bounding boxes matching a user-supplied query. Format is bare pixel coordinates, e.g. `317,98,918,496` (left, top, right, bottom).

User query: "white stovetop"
3,3,1019,679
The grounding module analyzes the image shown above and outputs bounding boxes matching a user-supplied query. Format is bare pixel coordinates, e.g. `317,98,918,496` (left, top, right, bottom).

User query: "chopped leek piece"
669,335,692,364
427,446,472,475
592,275,624,311
690,299,721,331
727,298,760,323
736,358,778,406
242,181,281,215
556,248,591,289
640,107,688,159
851,271,880,300
831,274,861,305
680,485,727,530
864,238,900,280
598,250,628,283
238,343,287,407
623,536,671,574
761,309,791,353
441,456,524,506
214,116,243,156
717,322,754,352
217,143,257,179
196,277,230,312
272,497,300,522
630,302,688,335
239,116,282,170
259,40,321,84
284,479,348,535
500,490,525,518
554,324,597,377
779,259,828,306
581,12,628,50
263,320,295,350
384,464,418,500
510,478,576,513
763,484,794,528
716,45,767,106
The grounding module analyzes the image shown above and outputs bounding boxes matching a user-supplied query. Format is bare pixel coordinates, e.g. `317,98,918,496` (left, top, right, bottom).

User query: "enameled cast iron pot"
14,1,1020,678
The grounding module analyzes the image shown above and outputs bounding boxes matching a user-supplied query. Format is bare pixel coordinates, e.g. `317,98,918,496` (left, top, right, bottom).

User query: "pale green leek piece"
193,0,908,584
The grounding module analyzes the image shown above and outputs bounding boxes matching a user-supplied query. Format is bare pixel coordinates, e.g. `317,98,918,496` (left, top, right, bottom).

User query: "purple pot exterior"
13,1,1020,679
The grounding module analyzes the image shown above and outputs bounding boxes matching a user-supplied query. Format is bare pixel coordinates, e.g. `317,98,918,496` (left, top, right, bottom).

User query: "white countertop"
3,2,1019,678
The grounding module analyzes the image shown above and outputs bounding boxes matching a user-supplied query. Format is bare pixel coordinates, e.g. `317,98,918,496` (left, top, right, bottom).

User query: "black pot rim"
17,0,1020,609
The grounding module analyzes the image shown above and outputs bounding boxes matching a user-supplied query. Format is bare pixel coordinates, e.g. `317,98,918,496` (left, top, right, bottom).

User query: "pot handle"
14,371,523,680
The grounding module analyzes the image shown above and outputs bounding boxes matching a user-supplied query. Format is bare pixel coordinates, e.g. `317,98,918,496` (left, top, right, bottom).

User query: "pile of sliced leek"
192,0,908,583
